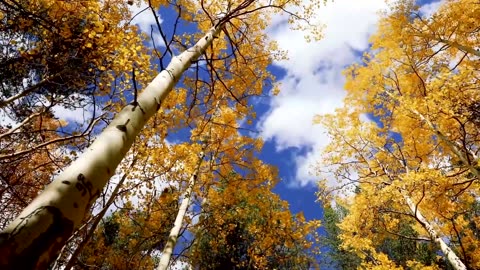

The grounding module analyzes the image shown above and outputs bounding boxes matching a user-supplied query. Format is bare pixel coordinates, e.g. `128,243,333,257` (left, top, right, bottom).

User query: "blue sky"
255,0,444,213
69,0,444,233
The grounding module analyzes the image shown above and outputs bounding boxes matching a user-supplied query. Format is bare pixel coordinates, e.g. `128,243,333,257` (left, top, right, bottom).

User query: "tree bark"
378,158,467,270
437,38,480,58
63,170,131,270
0,23,223,270
156,148,205,270
402,193,467,270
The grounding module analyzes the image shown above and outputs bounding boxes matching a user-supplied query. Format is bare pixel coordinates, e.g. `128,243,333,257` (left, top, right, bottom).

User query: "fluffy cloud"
258,0,390,187
52,102,94,125
129,2,165,47
129,2,162,31
419,0,445,17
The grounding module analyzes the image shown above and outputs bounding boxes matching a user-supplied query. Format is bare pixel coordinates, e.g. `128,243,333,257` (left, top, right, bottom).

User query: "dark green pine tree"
320,205,361,269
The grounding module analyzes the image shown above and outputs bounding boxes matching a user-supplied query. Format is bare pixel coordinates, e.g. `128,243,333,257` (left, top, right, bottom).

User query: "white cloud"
129,2,162,32
129,2,165,48
258,0,390,187
0,110,15,128
419,0,445,17
52,104,93,125
50,94,101,131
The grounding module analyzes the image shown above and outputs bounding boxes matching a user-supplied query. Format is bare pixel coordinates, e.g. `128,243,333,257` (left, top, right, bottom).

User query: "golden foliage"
317,0,480,268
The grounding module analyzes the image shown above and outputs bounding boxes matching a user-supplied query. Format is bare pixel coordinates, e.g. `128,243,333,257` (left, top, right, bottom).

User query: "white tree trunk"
63,169,132,270
0,24,223,270
412,109,480,178
403,193,467,270
378,159,466,270
157,150,205,270
436,37,480,57
385,91,480,178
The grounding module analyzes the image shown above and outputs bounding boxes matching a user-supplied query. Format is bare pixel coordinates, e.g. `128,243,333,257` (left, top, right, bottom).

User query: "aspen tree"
156,98,221,270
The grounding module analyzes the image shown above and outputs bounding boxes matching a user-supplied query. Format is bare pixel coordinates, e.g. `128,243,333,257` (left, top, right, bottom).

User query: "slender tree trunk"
157,93,221,270
156,150,205,270
412,109,480,178
63,170,131,270
402,193,467,270
0,71,64,108
378,159,467,270
385,91,480,178
414,33,480,58
437,38,480,57
0,24,223,270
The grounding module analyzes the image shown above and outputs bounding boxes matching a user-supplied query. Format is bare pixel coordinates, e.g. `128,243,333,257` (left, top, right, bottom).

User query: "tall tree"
320,203,443,269
0,1,324,268
0,0,152,232
318,111,468,269
156,97,222,270
316,0,480,268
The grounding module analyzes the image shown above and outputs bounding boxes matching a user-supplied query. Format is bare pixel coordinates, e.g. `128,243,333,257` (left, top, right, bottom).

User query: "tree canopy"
1,0,478,269
316,0,480,269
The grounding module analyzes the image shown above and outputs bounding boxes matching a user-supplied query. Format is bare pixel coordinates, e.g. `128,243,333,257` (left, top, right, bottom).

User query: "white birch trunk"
0,24,223,270
402,193,467,270
63,171,130,270
378,159,466,270
385,91,480,178
436,37,480,57
412,109,480,178
157,150,205,270
414,33,480,58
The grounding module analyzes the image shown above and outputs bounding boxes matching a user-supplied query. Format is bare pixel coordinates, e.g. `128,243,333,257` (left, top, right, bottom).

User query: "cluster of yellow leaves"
191,173,321,269
79,188,178,269
317,0,480,268
0,116,68,229
1,0,153,106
